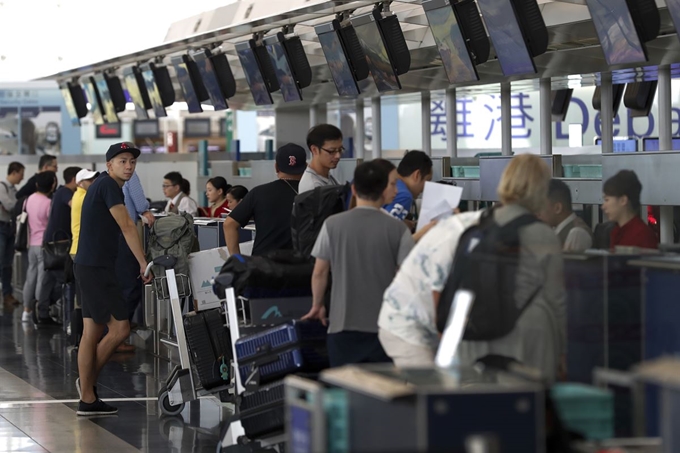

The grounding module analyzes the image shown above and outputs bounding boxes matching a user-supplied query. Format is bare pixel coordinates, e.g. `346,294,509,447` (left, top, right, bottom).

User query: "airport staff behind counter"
223,144,308,256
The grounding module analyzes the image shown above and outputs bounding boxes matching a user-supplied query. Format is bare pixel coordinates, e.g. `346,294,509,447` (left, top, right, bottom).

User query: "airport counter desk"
627,256,680,437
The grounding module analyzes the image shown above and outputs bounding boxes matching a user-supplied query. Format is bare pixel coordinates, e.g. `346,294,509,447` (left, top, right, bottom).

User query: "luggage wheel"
158,386,185,417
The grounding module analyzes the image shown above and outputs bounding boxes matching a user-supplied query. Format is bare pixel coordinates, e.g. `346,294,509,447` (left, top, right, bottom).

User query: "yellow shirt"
70,187,86,256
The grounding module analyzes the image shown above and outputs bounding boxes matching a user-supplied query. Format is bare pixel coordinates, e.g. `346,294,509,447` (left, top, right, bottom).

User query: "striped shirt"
122,172,149,221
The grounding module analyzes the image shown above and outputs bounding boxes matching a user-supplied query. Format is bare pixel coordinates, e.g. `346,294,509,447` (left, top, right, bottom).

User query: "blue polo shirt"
383,180,413,221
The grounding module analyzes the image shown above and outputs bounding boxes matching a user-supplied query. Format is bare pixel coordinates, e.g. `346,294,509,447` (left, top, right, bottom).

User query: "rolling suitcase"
183,309,232,390
239,380,286,438
235,319,329,386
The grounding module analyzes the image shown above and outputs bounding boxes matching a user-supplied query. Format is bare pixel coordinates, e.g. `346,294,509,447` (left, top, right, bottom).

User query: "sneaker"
75,378,98,400
76,399,117,416
21,311,32,323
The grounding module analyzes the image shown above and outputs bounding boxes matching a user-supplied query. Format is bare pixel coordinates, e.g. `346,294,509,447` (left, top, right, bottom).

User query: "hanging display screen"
586,0,646,66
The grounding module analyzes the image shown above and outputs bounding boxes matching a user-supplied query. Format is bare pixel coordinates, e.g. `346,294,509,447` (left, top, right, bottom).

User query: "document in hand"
416,181,463,231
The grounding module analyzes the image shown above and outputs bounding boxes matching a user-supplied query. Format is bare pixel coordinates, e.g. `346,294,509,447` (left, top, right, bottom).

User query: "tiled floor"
0,306,230,452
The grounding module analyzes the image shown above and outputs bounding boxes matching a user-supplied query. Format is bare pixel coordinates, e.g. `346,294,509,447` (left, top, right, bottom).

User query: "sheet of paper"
416,182,463,231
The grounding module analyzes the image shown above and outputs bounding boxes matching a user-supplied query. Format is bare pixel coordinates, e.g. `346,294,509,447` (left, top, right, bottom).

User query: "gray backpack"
146,212,199,280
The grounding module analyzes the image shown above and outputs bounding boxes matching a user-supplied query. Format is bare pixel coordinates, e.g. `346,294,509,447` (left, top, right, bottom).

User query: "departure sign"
96,123,122,139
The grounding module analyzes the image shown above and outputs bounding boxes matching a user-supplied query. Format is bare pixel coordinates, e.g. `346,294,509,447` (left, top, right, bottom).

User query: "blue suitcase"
235,320,328,386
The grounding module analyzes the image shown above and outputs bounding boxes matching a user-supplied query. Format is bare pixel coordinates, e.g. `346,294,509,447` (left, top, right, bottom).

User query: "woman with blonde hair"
379,154,566,380
456,154,566,381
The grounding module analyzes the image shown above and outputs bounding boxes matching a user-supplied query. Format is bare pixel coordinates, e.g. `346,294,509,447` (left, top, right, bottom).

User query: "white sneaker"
21,311,32,323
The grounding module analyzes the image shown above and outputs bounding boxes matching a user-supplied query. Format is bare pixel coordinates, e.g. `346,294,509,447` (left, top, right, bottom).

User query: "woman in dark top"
602,170,658,249
201,177,231,218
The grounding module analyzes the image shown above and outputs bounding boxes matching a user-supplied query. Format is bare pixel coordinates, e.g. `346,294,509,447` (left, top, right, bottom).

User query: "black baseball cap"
275,143,307,175
106,142,141,161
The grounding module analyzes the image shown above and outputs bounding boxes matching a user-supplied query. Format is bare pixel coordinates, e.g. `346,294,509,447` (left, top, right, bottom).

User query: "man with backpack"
74,142,152,416
302,161,415,367
224,144,307,256
0,162,24,310
298,124,343,194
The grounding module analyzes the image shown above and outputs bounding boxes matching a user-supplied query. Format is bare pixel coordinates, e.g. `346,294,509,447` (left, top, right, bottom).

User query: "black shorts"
74,263,127,324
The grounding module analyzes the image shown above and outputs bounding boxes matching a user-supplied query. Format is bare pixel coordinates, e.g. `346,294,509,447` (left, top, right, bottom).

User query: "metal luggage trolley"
145,255,232,417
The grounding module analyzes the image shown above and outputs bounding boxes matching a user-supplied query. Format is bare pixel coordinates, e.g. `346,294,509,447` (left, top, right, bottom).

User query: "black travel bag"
183,309,232,390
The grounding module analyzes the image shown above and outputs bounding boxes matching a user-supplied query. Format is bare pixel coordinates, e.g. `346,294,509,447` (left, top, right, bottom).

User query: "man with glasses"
299,124,343,194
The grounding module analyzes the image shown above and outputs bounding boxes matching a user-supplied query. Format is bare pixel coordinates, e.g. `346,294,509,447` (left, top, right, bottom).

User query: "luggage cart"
145,255,233,417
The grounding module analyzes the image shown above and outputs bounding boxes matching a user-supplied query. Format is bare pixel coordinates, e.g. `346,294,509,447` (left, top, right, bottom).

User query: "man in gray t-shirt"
303,161,415,367
298,124,343,194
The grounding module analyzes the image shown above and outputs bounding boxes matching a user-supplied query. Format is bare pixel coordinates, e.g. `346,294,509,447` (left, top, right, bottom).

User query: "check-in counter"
564,252,644,436
193,218,253,250
627,255,680,436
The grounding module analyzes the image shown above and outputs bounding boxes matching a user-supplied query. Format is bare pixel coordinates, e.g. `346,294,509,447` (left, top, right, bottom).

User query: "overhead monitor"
667,0,680,42
586,0,647,66
351,11,402,92
123,66,151,119
133,119,160,139
316,21,362,97
82,77,105,125
141,63,167,118
236,41,274,106
423,0,479,84
191,50,229,111
184,118,212,138
642,137,680,151
476,0,536,76
59,81,88,126
94,74,119,123
264,34,303,102
171,55,208,113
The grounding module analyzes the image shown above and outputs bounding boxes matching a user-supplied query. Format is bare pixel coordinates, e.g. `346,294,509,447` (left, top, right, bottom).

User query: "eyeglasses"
162,184,175,188
320,147,345,156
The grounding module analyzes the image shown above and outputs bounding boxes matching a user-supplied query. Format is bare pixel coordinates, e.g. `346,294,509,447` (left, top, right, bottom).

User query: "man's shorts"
74,263,127,324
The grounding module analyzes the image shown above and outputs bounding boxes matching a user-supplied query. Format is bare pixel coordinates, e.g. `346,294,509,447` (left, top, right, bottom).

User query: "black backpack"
290,183,351,257
436,208,542,340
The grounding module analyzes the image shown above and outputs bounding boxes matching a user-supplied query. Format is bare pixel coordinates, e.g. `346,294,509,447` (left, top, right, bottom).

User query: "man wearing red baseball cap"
223,143,307,256
73,142,152,416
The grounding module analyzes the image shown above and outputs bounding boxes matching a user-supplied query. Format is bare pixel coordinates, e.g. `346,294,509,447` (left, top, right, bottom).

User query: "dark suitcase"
183,309,232,390
239,380,285,438
235,320,328,386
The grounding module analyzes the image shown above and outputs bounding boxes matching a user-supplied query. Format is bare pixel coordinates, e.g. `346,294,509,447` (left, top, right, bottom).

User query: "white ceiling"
0,0,234,82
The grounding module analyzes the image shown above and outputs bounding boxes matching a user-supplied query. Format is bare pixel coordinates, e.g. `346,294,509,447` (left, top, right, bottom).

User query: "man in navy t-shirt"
74,142,151,417
383,151,433,230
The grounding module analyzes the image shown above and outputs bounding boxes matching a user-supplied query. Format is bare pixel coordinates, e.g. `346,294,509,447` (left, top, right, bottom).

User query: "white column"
659,65,673,243
372,97,382,159
446,88,458,158
355,98,365,159
501,83,512,156
540,78,552,155
600,73,614,154
421,91,432,156
310,104,319,128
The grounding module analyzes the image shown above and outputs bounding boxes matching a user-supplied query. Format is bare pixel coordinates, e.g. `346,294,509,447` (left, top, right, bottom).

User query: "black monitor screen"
237,46,273,106
476,0,536,76
83,79,105,125
353,17,401,92
142,68,167,118
266,40,302,102
642,137,680,151
586,0,646,66
134,119,160,138
318,30,360,97
425,4,478,84
193,56,228,111
94,75,118,123
60,86,80,126
172,59,203,113
124,71,149,119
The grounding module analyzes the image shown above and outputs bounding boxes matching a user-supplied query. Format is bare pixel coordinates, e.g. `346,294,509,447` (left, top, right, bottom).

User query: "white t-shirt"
378,211,482,349
298,167,339,194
